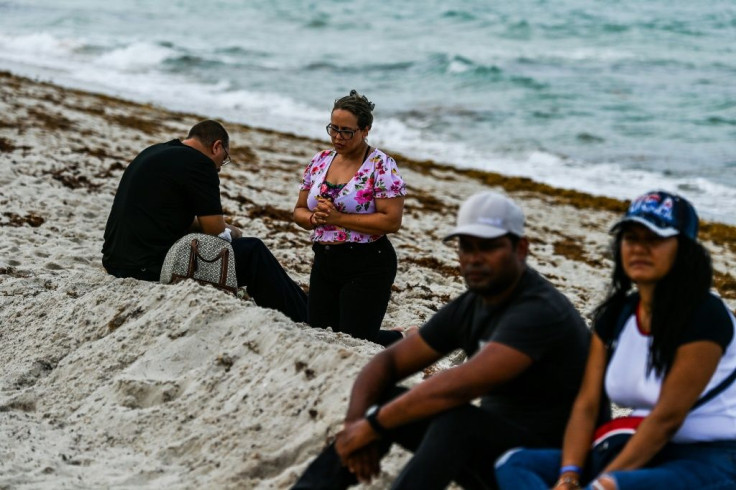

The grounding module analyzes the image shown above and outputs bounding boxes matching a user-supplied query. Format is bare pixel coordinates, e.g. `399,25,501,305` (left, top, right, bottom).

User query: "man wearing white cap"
293,191,591,490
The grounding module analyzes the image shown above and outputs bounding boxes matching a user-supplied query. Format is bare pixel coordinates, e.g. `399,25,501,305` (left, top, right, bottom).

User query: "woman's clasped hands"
313,197,340,226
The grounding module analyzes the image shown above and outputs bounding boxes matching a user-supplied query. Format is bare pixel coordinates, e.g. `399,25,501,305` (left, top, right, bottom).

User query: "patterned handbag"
160,233,238,295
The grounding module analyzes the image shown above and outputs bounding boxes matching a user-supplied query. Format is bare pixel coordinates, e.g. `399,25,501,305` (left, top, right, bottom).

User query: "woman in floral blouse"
293,90,406,346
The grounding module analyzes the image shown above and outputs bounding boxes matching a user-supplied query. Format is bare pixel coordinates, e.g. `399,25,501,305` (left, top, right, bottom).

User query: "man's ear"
516,237,530,260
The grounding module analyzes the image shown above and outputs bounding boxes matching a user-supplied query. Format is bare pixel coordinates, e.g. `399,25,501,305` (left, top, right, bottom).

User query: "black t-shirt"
102,140,223,272
421,268,590,444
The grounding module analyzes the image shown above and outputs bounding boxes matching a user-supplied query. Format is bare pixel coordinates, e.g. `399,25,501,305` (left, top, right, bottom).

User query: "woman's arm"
293,189,316,230
555,334,608,488
601,340,723,473
314,196,404,235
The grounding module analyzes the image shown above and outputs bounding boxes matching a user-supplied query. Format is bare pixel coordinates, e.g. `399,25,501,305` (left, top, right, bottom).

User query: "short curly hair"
332,90,375,129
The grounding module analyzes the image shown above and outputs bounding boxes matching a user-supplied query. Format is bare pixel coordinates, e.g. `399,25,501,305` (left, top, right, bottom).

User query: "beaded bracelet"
559,465,582,476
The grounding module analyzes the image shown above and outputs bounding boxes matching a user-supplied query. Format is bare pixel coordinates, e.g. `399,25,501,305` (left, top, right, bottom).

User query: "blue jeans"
231,237,308,323
494,441,736,490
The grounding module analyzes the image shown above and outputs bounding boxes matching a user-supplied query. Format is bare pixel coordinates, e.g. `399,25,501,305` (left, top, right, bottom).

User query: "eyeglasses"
222,147,232,166
326,124,359,140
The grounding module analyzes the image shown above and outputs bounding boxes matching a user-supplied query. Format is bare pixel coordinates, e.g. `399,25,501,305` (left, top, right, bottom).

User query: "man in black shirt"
292,191,590,489
102,120,307,322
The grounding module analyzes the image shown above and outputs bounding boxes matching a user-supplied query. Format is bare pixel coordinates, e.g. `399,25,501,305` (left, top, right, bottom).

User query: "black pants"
231,237,308,323
106,237,308,323
292,387,546,490
308,236,401,347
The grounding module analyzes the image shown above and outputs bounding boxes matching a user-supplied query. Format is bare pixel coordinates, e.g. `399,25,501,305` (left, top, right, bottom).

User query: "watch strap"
365,405,387,436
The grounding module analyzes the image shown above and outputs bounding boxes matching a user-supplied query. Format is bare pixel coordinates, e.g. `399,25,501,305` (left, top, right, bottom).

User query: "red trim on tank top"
635,301,651,336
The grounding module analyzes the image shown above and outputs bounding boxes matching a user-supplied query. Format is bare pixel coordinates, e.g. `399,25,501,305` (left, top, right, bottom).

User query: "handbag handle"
186,238,232,288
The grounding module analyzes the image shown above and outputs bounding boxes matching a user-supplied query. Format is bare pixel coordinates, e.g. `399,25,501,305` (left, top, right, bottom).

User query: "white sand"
1,72,734,489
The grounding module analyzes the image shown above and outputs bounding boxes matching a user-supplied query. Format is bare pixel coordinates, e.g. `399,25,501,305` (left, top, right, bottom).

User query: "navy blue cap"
611,191,699,240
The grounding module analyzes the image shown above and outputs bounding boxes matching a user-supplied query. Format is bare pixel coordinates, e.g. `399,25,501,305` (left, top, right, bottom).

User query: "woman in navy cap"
494,191,736,490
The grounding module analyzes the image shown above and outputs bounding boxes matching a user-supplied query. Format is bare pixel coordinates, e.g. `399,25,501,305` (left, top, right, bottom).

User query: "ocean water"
1,0,734,224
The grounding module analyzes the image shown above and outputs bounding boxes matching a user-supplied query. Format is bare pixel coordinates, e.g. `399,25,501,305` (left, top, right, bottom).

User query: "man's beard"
464,267,517,297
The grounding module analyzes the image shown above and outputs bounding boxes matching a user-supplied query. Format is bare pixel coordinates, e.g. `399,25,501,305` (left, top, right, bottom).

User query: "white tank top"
605,303,736,443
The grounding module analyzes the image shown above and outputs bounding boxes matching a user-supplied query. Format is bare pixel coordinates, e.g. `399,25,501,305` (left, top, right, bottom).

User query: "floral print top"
300,148,406,243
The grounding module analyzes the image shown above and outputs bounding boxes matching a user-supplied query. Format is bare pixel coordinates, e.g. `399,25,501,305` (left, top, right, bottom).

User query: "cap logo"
477,217,504,227
613,190,698,241
629,193,675,224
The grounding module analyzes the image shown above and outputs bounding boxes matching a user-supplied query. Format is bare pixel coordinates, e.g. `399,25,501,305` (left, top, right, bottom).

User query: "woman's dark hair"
332,90,375,129
593,230,713,376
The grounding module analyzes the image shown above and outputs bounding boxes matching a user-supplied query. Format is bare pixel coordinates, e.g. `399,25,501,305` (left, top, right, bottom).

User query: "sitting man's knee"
494,447,524,470
232,236,266,253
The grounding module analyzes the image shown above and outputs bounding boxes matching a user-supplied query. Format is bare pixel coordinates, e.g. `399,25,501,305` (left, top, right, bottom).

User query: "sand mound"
1,72,734,489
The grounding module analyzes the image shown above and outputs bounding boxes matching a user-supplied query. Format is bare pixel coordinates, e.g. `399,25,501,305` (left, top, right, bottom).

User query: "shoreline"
5,71,732,299
5,69,736,239
1,70,734,489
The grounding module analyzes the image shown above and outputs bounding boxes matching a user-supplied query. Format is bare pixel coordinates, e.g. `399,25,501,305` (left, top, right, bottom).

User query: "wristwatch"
364,404,388,436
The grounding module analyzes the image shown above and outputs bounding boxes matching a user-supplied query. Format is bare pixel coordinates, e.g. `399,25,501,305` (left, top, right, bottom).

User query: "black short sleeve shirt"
102,140,223,272
420,268,591,444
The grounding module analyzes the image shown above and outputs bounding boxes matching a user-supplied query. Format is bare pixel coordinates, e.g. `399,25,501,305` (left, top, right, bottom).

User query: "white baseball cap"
444,191,525,241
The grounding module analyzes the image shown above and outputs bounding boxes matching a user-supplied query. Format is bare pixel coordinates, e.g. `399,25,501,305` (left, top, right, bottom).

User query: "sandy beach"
1,71,734,489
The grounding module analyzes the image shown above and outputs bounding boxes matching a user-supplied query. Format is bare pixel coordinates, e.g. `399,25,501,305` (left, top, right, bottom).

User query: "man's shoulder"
444,290,480,313
506,268,584,324
133,140,216,174
422,291,478,330
515,269,573,305
140,139,182,154
421,291,478,332
139,139,206,160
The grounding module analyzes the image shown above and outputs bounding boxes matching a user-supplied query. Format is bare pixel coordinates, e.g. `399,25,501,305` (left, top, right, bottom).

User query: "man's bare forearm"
345,351,397,422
